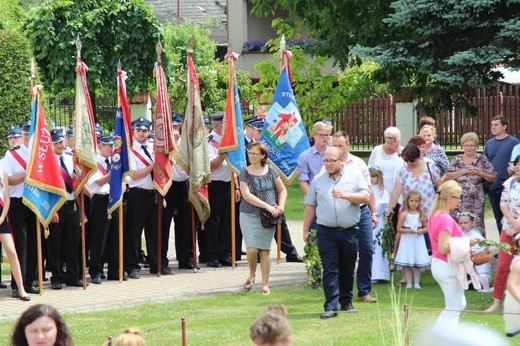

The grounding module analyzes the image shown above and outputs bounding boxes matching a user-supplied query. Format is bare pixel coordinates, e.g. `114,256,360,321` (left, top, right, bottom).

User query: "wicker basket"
470,248,492,265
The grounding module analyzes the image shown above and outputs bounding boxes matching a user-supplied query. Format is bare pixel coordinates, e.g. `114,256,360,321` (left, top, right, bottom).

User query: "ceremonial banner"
153,60,175,196
23,86,66,227
108,69,133,216
219,52,246,175
177,52,211,224
73,59,97,196
259,53,309,182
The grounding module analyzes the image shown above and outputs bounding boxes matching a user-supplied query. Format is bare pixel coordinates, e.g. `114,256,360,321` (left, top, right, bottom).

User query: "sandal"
261,287,271,296
243,277,255,291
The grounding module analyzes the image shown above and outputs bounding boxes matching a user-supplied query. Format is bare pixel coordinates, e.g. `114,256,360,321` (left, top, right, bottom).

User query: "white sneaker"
478,287,494,293
414,284,421,289
406,284,412,289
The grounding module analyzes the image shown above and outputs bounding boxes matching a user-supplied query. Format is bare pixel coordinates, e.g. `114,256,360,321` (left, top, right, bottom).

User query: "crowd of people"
3,109,520,339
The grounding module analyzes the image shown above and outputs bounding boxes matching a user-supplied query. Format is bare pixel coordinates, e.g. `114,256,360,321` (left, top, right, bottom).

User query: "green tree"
353,0,520,113
0,29,33,152
248,0,394,68
24,0,163,96
162,21,255,115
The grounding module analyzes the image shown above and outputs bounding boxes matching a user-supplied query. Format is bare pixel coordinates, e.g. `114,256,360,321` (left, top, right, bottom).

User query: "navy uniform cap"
65,125,74,137
21,121,31,133
97,134,114,145
171,112,183,125
50,129,64,143
7,126,22,138
251,119,265,131
210,111,224,123
132,117,152,130
244,117,258,127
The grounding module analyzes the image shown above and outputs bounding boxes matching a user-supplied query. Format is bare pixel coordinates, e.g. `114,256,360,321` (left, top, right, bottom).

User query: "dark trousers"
356,205,374,297
89,194,110,278
124,188,158,273
103,208,120,278
162,180,192,266
47,201,80,284
489,187,504,234
234,201,243,261
204,181,231,262
8,198,37,289
317,224,359,312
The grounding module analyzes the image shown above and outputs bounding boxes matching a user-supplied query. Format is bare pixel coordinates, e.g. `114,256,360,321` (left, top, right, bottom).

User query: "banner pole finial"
76,35,82,59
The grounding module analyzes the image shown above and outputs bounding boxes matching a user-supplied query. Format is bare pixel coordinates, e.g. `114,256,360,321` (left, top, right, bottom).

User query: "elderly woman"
444,132,496,235
368,127,404,196
240,142,287,296
420,125,449,176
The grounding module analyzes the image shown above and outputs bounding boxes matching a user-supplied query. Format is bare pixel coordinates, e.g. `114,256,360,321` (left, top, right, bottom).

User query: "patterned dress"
446,154,496,235
397,160,441,215
424,145,449,176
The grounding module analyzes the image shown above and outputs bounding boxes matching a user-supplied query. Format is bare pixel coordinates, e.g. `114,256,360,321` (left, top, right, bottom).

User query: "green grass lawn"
0,271,503,345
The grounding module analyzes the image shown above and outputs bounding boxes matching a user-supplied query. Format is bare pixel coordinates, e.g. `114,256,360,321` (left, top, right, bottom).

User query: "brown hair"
248,142,269,166
113,328,146,346
418,116,435,129
408,135,426,147
401,143,421,163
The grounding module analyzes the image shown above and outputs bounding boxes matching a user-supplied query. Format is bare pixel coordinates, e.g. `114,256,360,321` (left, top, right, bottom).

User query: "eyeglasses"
315,133,331,138
384,136,397,141
246,150,262,156
323,158,340,164
462,144,476,148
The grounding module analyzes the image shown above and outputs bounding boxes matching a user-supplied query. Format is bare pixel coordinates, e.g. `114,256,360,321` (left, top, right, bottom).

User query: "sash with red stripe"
132,149,152,167
10,150,27,170
60,166,73,194
97,162,108,175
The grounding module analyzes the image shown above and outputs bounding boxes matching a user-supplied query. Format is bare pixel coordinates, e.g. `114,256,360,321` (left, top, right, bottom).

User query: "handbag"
260,209,281,228
470,247,492,265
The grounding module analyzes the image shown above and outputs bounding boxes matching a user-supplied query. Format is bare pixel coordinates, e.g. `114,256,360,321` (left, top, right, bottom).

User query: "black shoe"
221,258,233,267
11,289,19,298
286,255,303,263
179,261,199,270
161,267,175,275
128,271,140,279
66,279,85,287
51,282,62,290
19,295,31,302
340,303,357,313
107,275,128,281
25,285,40,294
207,259,223,268
320,311,338,319
138,254,150,268
0,282,7,289
91,277,102,284
100,274,106,279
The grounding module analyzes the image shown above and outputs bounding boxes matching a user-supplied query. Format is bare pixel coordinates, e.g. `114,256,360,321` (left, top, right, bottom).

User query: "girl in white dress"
395,190,431,289
370,167,391,282
458,211,491,292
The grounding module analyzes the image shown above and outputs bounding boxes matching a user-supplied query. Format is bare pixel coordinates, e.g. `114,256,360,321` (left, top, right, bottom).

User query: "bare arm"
387,179,403,212
1,172,10,222
438,230,451,255
129,163,154,181
8,172,25,186
239,181,278,216
303,204,316,244
501,204,520,236
274,177,287,217
396,212,415,234
299,180,310,195
210,154,225,171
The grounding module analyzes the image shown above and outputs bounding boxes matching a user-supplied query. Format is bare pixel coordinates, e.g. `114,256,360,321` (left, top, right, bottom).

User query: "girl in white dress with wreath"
394,190,431,289
370,167,390,282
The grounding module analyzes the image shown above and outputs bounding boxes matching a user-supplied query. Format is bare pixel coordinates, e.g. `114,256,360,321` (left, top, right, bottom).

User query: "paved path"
0,220,307,321
0,218,501,321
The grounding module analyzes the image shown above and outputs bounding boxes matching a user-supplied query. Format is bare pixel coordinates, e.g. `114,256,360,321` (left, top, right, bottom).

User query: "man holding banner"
47,129,82,289
4,121,39,296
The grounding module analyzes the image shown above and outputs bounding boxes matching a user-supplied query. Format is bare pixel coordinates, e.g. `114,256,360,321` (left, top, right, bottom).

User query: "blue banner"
259,67,310,182
108,107,130,215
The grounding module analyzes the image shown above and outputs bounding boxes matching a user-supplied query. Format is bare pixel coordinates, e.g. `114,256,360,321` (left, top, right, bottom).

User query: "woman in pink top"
428,180,475,334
